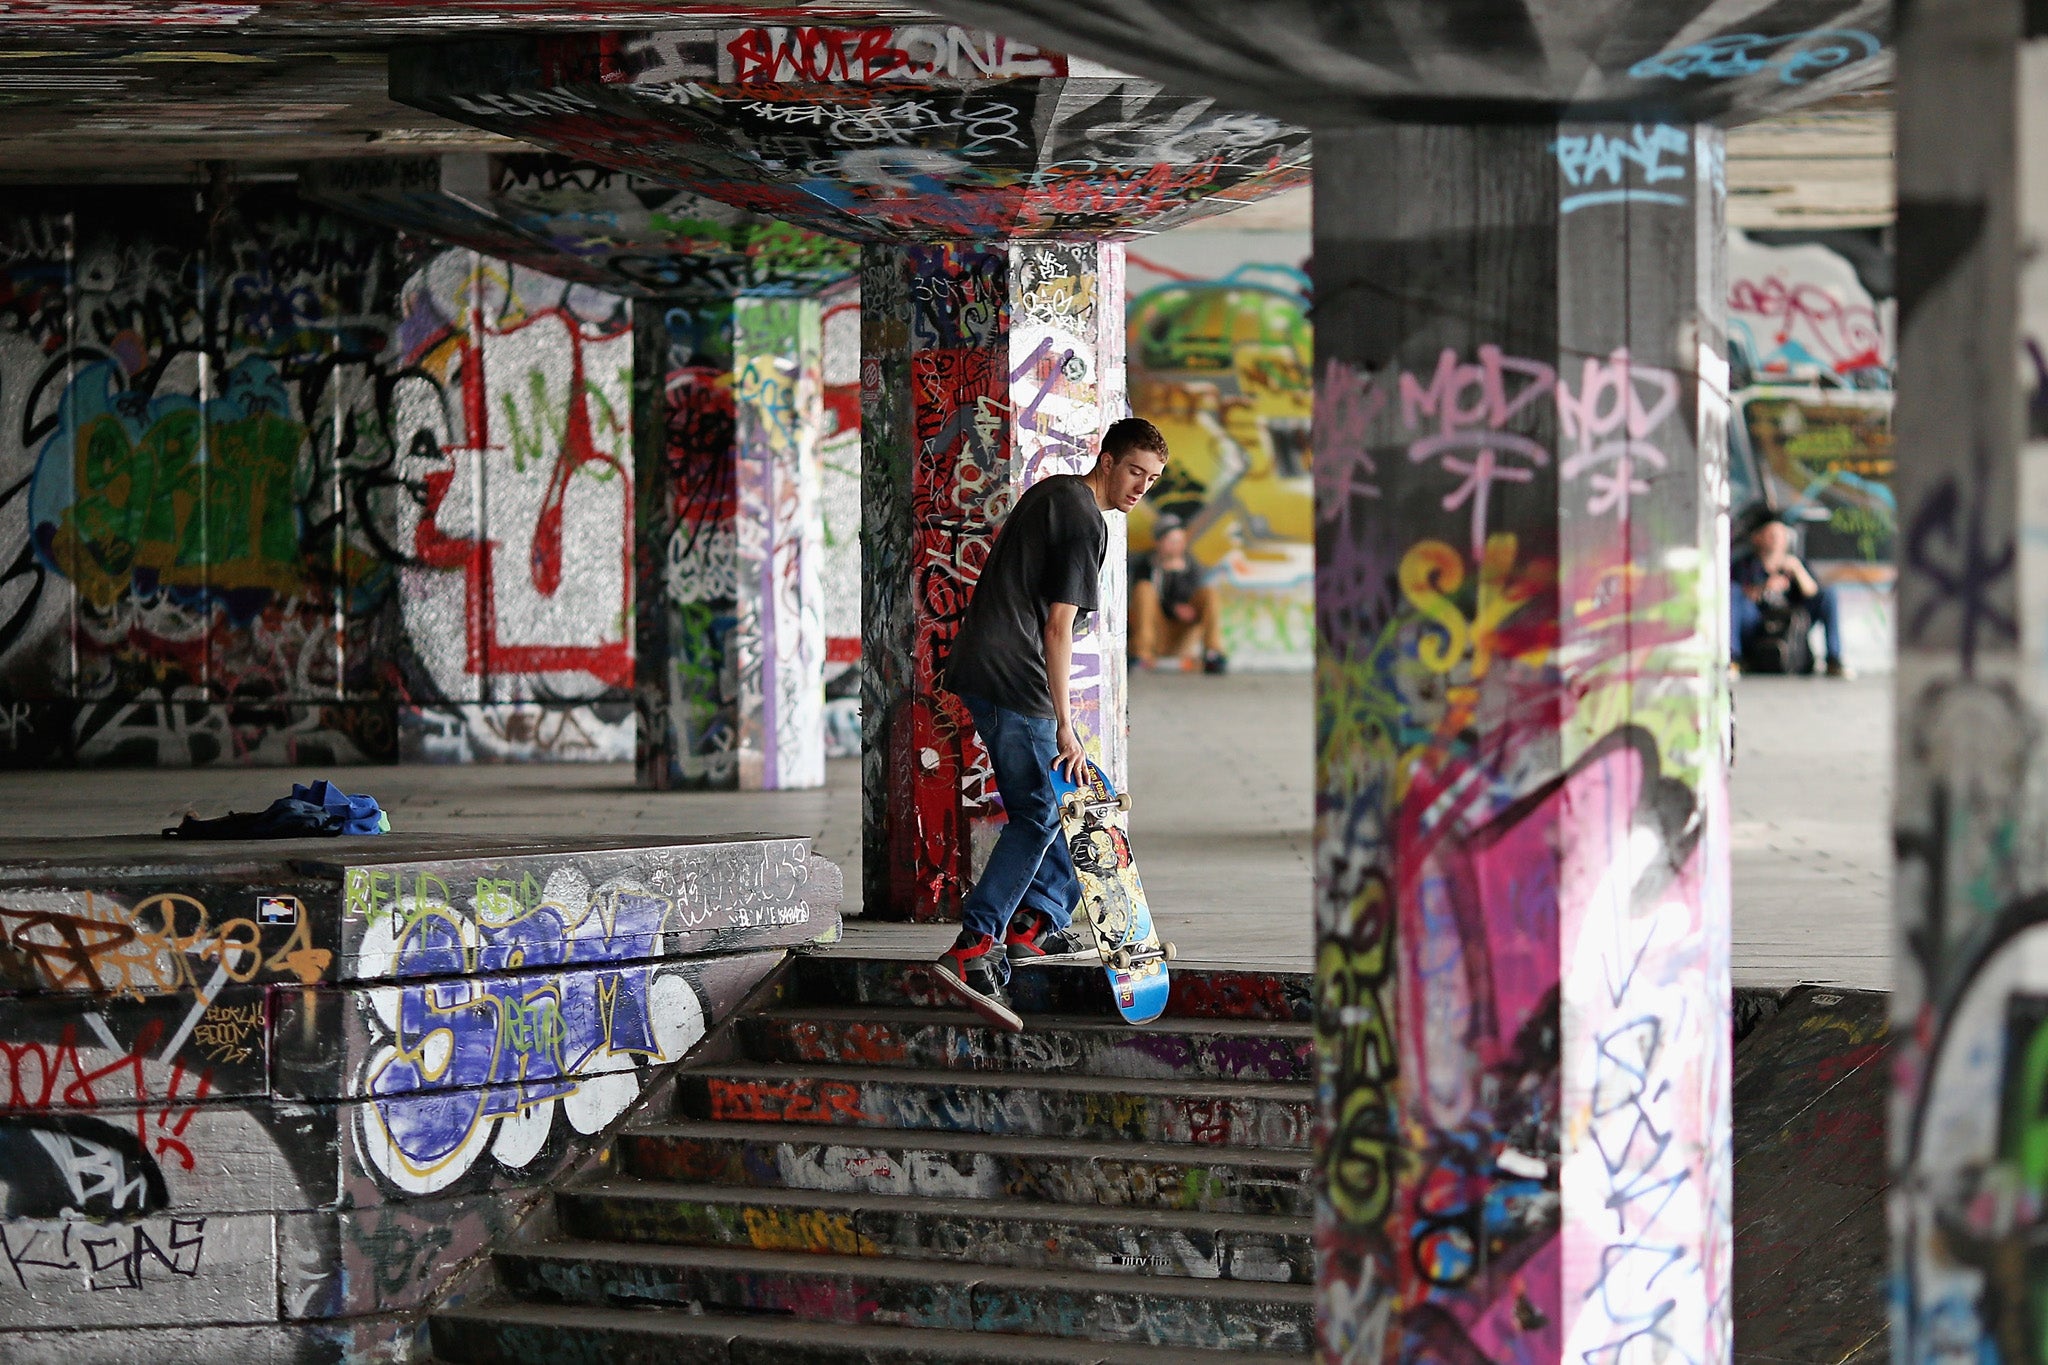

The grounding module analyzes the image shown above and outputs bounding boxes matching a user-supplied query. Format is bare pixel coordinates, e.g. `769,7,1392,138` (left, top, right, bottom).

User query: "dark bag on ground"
1742,600,1814,675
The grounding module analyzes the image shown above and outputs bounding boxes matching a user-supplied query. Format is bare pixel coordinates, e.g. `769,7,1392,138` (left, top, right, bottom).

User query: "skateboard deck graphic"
1051,758,1174,1025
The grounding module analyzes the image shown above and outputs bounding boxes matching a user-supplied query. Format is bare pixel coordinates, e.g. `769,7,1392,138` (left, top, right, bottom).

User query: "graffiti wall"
0,834,840,1356
1123,219,1898,674
1309,123,1730,1360
1728,228,1893,386
1891,18,2048,1360
391,250,636,763
634,287,842,792
862,240,1127,921
821,287,862,760
0,186,641,767
1728,228,1896,671
636,296,740,790
1128,229,1313,671
733,294,826,790
0,186,418,767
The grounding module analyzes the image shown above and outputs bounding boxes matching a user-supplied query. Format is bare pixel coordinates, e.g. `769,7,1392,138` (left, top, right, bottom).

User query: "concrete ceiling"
0,3,1894,232
1190,91,1894,234
1724,89,1891,229
911,0,1892,126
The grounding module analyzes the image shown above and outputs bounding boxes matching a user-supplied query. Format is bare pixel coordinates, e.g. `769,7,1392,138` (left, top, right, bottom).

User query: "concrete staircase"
428,956,1317,1362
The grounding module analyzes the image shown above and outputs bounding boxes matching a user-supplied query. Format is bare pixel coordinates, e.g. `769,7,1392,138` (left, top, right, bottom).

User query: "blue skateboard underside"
1051,758,1170,1026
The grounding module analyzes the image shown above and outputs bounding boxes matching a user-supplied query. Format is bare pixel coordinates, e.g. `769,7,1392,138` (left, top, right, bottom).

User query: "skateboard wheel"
1116,793,1131,812
1163,942,1177,961
1109,949,1132,969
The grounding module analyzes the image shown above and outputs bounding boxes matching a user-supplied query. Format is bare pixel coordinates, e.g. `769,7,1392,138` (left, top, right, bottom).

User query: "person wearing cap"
1732,512,1853,678
1129,512,1226,674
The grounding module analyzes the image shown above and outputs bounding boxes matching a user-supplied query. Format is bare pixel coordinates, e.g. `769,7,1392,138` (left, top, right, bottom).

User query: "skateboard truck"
1107,941,1176,970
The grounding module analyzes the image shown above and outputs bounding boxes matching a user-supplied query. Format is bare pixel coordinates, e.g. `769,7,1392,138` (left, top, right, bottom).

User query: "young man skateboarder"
933,418,1171,1024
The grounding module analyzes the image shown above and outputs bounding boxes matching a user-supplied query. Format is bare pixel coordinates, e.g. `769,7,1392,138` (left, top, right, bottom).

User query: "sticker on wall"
258,895,302,926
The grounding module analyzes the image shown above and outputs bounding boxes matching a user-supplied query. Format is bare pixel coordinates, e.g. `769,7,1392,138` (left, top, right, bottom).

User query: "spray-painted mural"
1128,238,1313,671
1727,228,1896,671
821,288,862,760
1309,123,1730,1361
1728,227,1893,387
0,835,837,1356
636,296,740,790
390,24,1312,245
0,187,420,767
862,240,1127,921
733,294,826,790
1119,222,1897,674
634,288,839,793
1891,19,2048,1361
392,250,636,763
0,187,640,768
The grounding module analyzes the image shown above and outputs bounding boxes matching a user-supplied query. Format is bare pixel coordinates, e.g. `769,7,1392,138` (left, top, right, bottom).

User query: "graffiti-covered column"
1311,122,1731,1358
634,289,834,791
733,292,828,790
862,240,1127,922
1891,4,2047,1355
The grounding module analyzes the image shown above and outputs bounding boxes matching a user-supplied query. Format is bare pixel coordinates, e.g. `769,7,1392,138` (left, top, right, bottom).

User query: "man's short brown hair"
1102,416,1169,461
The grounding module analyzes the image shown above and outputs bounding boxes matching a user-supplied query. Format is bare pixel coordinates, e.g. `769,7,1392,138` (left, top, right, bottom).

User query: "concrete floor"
0,669,1884,989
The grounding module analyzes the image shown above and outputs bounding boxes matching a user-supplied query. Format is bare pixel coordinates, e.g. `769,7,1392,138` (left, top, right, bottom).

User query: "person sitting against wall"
1129,513,1226,674
1732,510,1853,679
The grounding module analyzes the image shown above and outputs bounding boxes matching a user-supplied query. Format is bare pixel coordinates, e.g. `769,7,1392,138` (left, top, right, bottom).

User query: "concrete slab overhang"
388,24,1312,241
301,153,858,298
0,4,921,178
897,0,1892,127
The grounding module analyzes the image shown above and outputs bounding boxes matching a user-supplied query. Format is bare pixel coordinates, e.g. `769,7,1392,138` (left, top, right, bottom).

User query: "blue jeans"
957,693,1080,983
1733,585,1844,665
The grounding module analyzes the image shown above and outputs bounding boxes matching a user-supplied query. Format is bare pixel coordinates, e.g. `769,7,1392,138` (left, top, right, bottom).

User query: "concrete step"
676,1062,1312,1148
490,1240,1315,1353
617,1120,1313,1216
557,1177,1312,1283
740,1006,1313,1082
430,1296,1311,1362
788,957,1312,1024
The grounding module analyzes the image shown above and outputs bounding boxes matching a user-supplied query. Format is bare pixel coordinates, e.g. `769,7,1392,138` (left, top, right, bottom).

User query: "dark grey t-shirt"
944,475,1107,719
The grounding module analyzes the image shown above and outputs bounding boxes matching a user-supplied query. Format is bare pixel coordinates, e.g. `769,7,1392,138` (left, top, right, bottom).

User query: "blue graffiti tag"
1552,125,1690,214
364,882,684,1186
1629,30,1882,86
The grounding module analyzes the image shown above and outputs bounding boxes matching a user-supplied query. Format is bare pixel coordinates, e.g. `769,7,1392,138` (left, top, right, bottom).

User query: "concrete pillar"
861,240,1128,922
634,288,835,790
1891,4,2048,1356
1311,124,1731,1357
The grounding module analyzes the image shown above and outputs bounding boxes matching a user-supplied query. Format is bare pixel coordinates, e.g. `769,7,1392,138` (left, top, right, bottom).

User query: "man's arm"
1042,602,1086,780
1784,555,1820,599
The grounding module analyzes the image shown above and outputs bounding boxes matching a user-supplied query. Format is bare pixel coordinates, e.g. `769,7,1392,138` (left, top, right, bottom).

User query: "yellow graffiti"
1081,1091,1151,1135
263,915,333,985
741,1206,875,1255
1398,534,1550,680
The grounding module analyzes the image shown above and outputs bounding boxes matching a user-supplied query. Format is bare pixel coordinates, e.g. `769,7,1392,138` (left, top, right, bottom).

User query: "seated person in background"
1732,513,1852,678
1129,514,1226,674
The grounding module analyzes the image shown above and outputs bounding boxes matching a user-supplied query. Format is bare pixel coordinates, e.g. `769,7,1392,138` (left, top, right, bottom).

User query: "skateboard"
1050,757,1175,1025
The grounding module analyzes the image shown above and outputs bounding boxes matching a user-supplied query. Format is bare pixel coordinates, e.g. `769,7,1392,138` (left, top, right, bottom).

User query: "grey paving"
0,670,1887,989
1730,674,1891,991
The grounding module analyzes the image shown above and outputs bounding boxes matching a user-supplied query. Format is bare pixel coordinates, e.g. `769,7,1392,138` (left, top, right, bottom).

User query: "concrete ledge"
0,833,842,1358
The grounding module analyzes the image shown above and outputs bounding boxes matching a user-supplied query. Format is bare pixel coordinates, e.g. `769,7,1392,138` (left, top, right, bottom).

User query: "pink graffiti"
1313,358,1385,543
1556,348,1678,521
1729,274,1885,375
1399,346,1555,557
